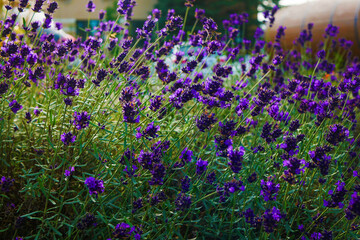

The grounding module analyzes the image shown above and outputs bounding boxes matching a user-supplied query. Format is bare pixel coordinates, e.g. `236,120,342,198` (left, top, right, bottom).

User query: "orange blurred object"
265,0,360,55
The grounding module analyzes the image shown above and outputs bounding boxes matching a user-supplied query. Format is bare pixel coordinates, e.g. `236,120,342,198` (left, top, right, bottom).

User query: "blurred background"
52,0,299,38
51,0,360,55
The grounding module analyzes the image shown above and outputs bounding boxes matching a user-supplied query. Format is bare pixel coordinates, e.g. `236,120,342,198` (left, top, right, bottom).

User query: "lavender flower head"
196,112,217,132
0,82,9,95
308,146,332,176
175,193,192,211
33,106,41,116
9,100,23,114
206,171,216,184
32,0,45,12
345,192,360,220
84,177,105,197
77,213,97,230
185,0,196,7
1,176,14,192
289,119,301,132
195,8,205,20
180,148,193,164
317,49,326,59
149,96,164,111
149,163,166,185
19,0,29,9
73,111,91,130
25,112,32,123
117,0,133,15
325,24,339,37
136,122,160,139
152,9,161,19
323,181,347,208
248,172,257,183
64,166,75,177
325,124,349,146
112,222,135,238
260,176,280,201
243,208,262,228
227,146,245,174
217,179,245,202
123,100,141,123
47,2,58,14
99,10,106,20
262,207,283,233
61,132,76,145
181,176,191,192
86,1,96,12
203,18,218,35
196,158,208,175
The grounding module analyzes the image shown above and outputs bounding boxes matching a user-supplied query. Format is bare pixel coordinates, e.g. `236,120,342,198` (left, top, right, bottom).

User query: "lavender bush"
0,0,360,239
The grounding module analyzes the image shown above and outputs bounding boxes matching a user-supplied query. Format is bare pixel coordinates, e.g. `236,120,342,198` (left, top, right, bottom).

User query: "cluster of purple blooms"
175,193,192,211
196,112,217,132
174,147,193,168
9,100,23,114
136,122,160,139
227,146,245,174
308,145,333,176
135,141,170,185
323,181,347,208
77,213,97,230
195,158,208,175
282,156,305,184
120,86,141,123
61,132,76,145
84,177,105,197
217,178,245,203
64,166,75,177
260,176,280,202
242,207,284,233
1,176,14,192
111,222,142,240
73,111,91,130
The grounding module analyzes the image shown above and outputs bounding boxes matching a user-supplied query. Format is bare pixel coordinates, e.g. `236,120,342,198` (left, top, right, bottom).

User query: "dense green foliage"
0,1,360,240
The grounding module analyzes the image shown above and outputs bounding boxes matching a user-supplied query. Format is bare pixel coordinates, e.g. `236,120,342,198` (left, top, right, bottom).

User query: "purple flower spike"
325,24,339,38
138,122,160,140
47,2,58,14
73,112,91,130
317,49,326,59
64,166,75,177
61,132,76,145
1,176,15,192
85,177,104,197
326,124,349,146
196,159,208,175
175,193,192,211
180,148,193,164
323,181,347,208
77,213,97,230
19,0,29,9
346,192,360,219
9,100,23,114
262,207,284,233
196,112,217,132
33,107,41,116
32,0,45,12
86,1,96,12
227,146,245,174
260,176,280,201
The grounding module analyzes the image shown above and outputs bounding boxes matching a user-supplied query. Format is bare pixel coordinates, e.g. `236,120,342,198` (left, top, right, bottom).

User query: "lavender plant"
0,0,360,239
